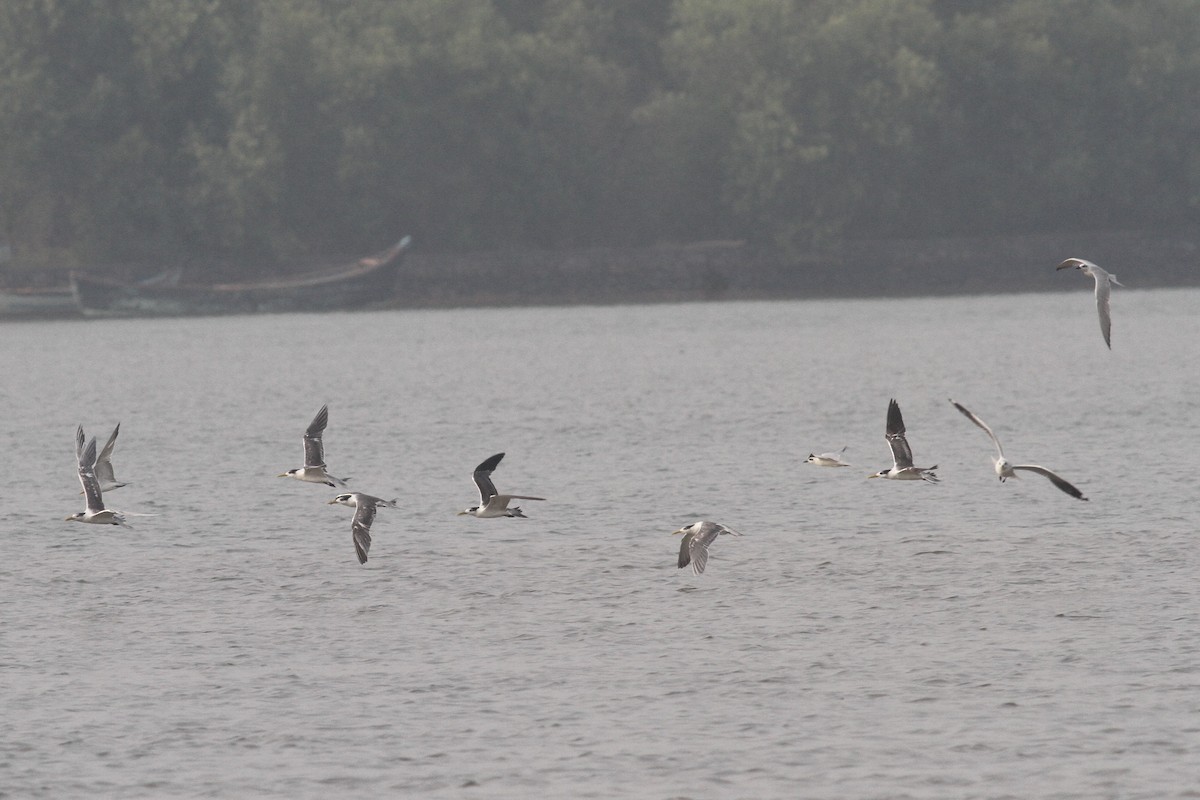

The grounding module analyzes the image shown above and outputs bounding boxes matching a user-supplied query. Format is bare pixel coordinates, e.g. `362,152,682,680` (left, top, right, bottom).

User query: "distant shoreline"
386,230,1199,308
4,231,1196,313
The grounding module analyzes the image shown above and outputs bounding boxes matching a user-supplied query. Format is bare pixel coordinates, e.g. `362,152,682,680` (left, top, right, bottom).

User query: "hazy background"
2,0,1199,279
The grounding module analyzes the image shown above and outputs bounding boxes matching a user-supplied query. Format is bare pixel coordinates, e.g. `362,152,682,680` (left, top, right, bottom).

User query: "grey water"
2,289,1199,799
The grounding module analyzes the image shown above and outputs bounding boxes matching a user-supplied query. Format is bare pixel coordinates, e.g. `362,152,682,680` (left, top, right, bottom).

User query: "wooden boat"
0,286,80,318
70,236,411,317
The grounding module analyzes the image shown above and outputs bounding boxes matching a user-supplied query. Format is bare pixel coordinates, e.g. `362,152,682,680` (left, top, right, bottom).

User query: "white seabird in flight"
672,520,743,576
66,428,128,526
805,447,850,467
1056,257,1123,349
328,492,398,564
949,399,1087,501
868,399,939,482
278,404,349,487
457,452,545,518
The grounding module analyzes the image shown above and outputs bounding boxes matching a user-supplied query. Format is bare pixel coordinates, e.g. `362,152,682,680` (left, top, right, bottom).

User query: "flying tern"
328,492,398,563
66,428,128,526
869,399,939,482
458,452,545,518
805,447,850,467
278,404,349,487
1056,257,1123,349
672,521,743,576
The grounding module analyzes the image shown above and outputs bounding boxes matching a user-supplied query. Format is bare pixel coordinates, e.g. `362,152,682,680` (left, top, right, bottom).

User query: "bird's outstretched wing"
472,452,505,503
303,405,329,467
678,522,742,576
352,501,378,564
1012,465,1088,501
885,399,914,469
95,423,125,488
77,437,105,513
949,399,1005,460
680,531,708,575
1093,274,1114,349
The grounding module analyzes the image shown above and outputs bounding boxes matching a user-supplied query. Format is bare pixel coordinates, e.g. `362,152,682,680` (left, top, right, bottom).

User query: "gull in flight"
278,404,349,487
457,452,545,518
672,521,743,576
869,399,939,482
949,399,1087,500
1056,257,1123,349
805,447,850,467
66,428,128,526
328,493,398,564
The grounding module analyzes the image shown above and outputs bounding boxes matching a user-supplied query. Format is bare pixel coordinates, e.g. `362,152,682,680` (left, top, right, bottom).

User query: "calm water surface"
2,290,1199,798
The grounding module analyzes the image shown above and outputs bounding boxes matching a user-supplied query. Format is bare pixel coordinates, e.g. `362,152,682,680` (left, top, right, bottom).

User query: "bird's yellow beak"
456,511,470,516
867,473,880,479
326,499,338,504
670,528,685,536
277,472,289,478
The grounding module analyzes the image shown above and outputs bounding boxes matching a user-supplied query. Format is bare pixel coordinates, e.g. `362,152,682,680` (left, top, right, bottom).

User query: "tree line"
2,0,1198,271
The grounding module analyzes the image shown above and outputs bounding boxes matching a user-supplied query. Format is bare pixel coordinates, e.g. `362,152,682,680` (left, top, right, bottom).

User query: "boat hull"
0,287,79,319
71,237,410,318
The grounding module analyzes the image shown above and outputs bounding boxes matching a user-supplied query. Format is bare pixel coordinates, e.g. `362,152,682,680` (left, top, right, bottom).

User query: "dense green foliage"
2,0,1198,267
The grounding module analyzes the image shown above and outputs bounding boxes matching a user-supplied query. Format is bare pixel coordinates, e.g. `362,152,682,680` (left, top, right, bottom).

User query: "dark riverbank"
389,230,1197,309
3,231,1195,317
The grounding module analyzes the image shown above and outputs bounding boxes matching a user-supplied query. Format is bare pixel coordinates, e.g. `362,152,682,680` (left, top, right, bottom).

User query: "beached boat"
70,236,411,317
0,286,80,318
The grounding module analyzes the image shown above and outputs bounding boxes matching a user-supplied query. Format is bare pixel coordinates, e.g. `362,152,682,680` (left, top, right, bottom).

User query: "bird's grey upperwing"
472,452,505,502
97,423,120,462
472,472,498,503
693,521,723,544
95,423,122,487
677,531,696,571
303,405,329,467
686,524,722,575
886,399,906,438
1012,465,1088,501
687,535,710,575
75,425,85,462
306,404,330,438
352,500,378,564
886,432,914,469
1056,257,1095,271
1094,273,1114,349
885,399,914,469
949,399,1005,460
77,437,106,513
